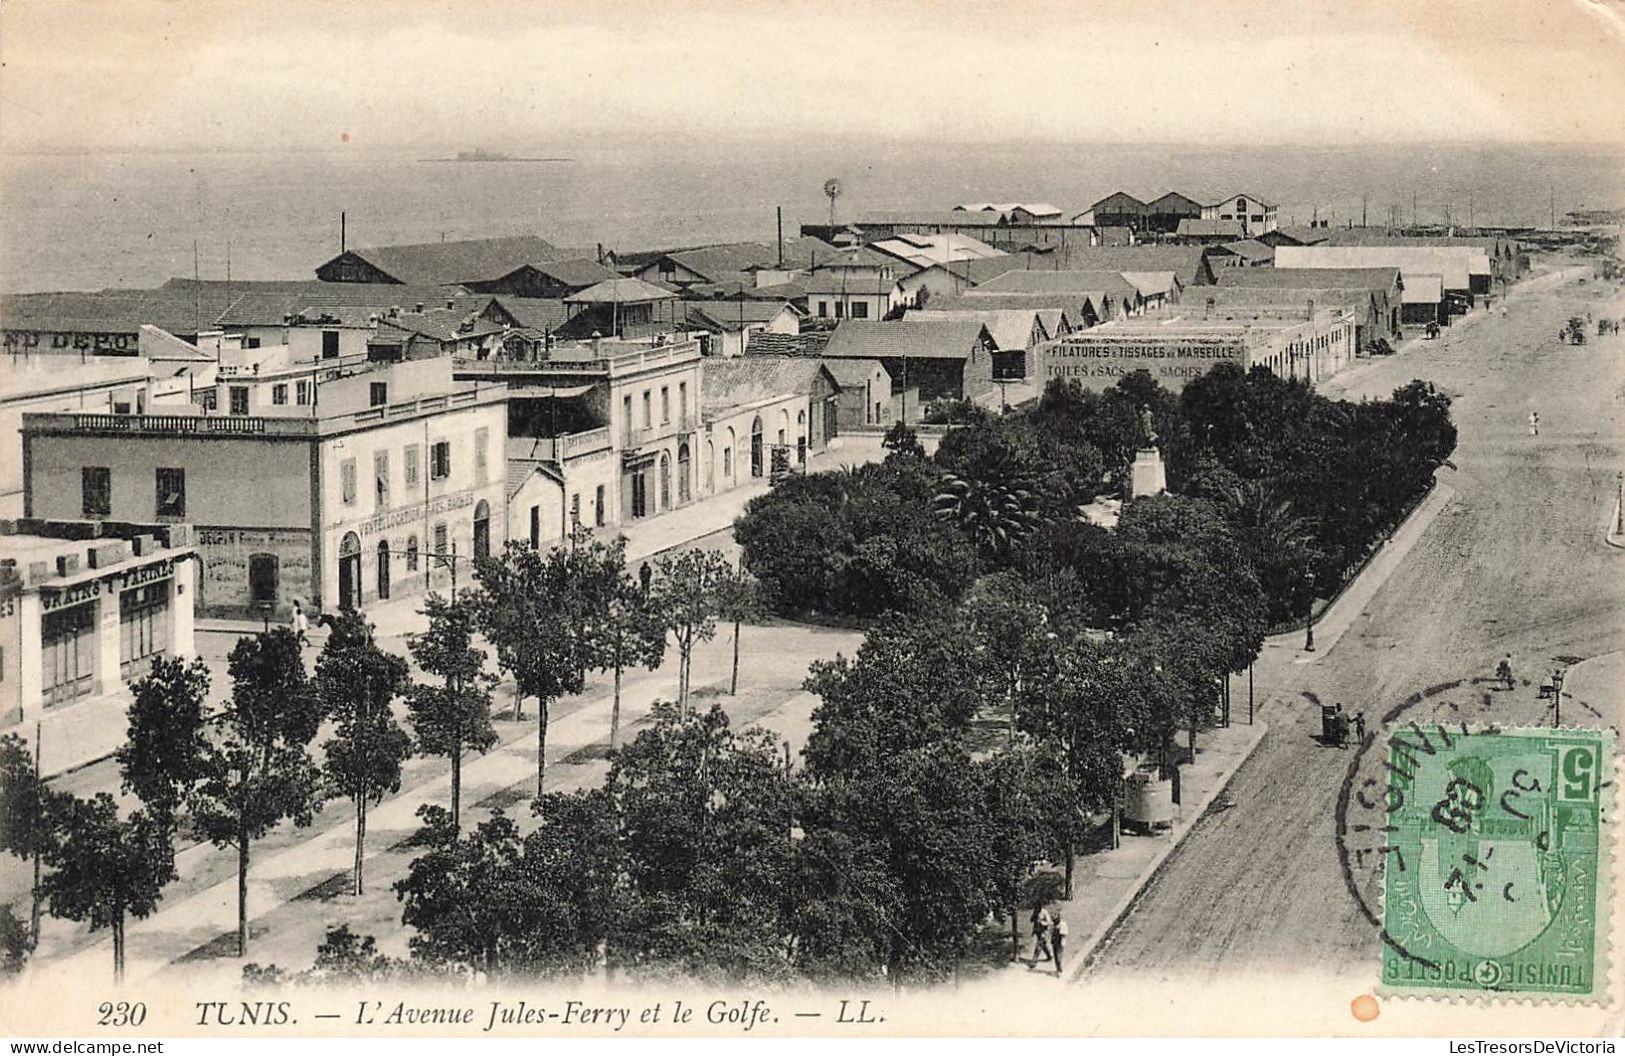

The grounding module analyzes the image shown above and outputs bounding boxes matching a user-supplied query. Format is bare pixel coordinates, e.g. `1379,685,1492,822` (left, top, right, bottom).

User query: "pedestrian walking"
1529,411,1540,436
291,598,309,644
639,560,653,596
1030,905,1052,964
1353,711,1367,744
1051,916,1068,975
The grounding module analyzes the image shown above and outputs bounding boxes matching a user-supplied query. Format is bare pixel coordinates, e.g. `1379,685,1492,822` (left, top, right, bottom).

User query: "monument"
1130,405,1167,499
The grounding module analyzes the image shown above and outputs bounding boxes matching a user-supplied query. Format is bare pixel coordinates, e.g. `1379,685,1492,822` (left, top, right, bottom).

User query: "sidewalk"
999,719,1268,981
20,619,861,988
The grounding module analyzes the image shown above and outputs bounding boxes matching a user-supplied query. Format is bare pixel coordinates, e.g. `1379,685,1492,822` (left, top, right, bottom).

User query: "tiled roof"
659,242,779,282
745,331,830,357
1269,226,1333,246
1177,218,1245,238
684,300,799,331
564,277,680,304
1216,267,1402,291
905,309,1037,352
701,355,831,415
820,356,888,386
168,279,486,327
1217,239,1276,263
527,257,620,287
973,269,1140,305
766,235,842,270
386,307,505,343
806,272,903,296
1034,246,1213,287
928,293,1081,321
1,288,228,336
331,235,564,285
823,318,990,360
492,296,572,333
1120,271,1180,298
1401,274,1446,303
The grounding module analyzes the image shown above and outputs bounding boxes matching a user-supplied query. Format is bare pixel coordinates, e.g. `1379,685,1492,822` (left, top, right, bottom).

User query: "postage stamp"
1378,725,1614,1001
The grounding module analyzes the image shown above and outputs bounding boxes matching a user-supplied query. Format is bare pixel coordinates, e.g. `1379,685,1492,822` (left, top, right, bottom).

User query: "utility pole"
1412,189,1418,228
1362,193,1368,228
1550,183,1556,229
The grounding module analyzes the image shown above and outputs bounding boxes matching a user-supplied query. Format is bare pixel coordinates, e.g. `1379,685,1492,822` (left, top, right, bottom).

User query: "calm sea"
2,140,1622,293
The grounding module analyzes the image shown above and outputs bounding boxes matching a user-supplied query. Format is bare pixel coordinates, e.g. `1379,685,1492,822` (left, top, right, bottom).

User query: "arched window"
338,532,362,611
677,443,692,504
406,534,419,571
659,452,671,510
750,416,764,478
376,540,391,600
705,440,715,493
473,499,491,559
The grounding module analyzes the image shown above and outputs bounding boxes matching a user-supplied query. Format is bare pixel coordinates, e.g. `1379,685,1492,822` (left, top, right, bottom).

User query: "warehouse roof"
823,318,992,360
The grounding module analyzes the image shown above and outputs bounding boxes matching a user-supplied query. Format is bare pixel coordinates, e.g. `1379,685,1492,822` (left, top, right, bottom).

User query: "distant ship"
422,149,573,163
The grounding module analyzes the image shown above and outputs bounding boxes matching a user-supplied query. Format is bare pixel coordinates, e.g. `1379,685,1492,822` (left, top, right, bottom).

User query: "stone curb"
1067,719,1270,982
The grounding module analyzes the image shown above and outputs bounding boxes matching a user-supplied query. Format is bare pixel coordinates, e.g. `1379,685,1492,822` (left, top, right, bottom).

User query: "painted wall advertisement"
1036,336,1246,389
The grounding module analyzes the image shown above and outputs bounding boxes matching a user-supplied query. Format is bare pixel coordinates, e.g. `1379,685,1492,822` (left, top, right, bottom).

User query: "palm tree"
933,472,1044,560
1220,479,1317,623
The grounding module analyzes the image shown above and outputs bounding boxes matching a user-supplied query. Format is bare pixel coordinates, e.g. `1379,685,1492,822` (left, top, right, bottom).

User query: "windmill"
823,177,842,228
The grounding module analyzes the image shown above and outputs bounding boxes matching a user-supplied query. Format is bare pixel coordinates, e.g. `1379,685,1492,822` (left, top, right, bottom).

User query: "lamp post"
379,542,465,604
1303,569,1317,652
1552,667,1565,728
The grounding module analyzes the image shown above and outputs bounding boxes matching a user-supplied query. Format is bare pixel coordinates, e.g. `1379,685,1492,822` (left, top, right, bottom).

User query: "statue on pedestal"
1139,404,1158,450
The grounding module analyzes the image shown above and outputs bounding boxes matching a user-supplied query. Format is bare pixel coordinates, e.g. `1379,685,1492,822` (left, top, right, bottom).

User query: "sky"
2,0,1624,155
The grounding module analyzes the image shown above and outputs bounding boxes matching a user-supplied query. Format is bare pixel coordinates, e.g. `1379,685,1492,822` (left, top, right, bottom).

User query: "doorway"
338,532,362,610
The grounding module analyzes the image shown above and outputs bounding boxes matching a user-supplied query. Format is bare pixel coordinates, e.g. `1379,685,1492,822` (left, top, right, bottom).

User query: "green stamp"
1380,725,1613,1001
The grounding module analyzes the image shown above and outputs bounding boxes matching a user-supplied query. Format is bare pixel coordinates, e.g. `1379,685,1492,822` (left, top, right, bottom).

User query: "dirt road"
1083,264,1625,981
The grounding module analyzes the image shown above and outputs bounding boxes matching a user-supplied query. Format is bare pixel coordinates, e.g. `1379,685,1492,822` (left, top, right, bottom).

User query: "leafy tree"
963,573,1053,743
881,421,926,460
406,593,498,827
395,805,529,974
607,702,795,980
978,743,1075,959
802,612,995,777
784,826,899,981
469,539,591,795
648,549,732,708
307,924,410,982
716,566,764,697
39,793,174,980
0,905,28,977
191,629,324,957
932,472,1044,561
574,540,666,748
119,656,211,833
0,733,56,944
514,789,624,977
316,611,412,895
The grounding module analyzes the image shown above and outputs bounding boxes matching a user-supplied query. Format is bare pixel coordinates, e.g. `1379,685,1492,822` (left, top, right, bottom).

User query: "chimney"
446,299,455,310
390,305,401,318
415,302,425,313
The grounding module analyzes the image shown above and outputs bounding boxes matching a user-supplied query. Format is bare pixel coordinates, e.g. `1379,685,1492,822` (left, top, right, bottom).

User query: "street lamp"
1551,667,1566,728
1303,569,1317,652
378,541,465,603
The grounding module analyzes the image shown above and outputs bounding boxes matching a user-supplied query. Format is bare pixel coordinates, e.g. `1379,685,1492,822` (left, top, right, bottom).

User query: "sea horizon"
4,139,1622,294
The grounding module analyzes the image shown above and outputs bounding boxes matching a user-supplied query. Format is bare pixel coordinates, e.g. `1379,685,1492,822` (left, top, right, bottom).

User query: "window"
248,553,279,605
595,485,606,527
155,468,185,518
322,331,340,359
295,380,312,405
678,382,688,424
659,453,670,510
370,382,388,407
816,301,828,318
112,401,131,415
1235,198,1248,211
272,383,288,405
433,522,448,559
341,458,357,504
660,387,670,423
475,427,489,484
835,302,845,319
431,440,451,480
642,391,652,429
119,583,170,678
473,500,491,558
41,603,95,707
529,505,540,548
570,493,581,527
229,386,249,415
622,395,634,438
851,301,869,319
405,534,419,571
723,446,733,479
374,451,389,508
81,467,111,517
404,444,420,488
245,336,261,349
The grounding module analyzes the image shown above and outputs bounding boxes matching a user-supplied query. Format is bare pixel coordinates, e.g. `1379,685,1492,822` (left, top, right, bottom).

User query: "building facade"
22,358,508,618
1,519,197,774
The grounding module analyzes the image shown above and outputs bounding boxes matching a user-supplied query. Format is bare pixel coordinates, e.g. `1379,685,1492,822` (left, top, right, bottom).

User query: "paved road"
1083,264,1625,982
